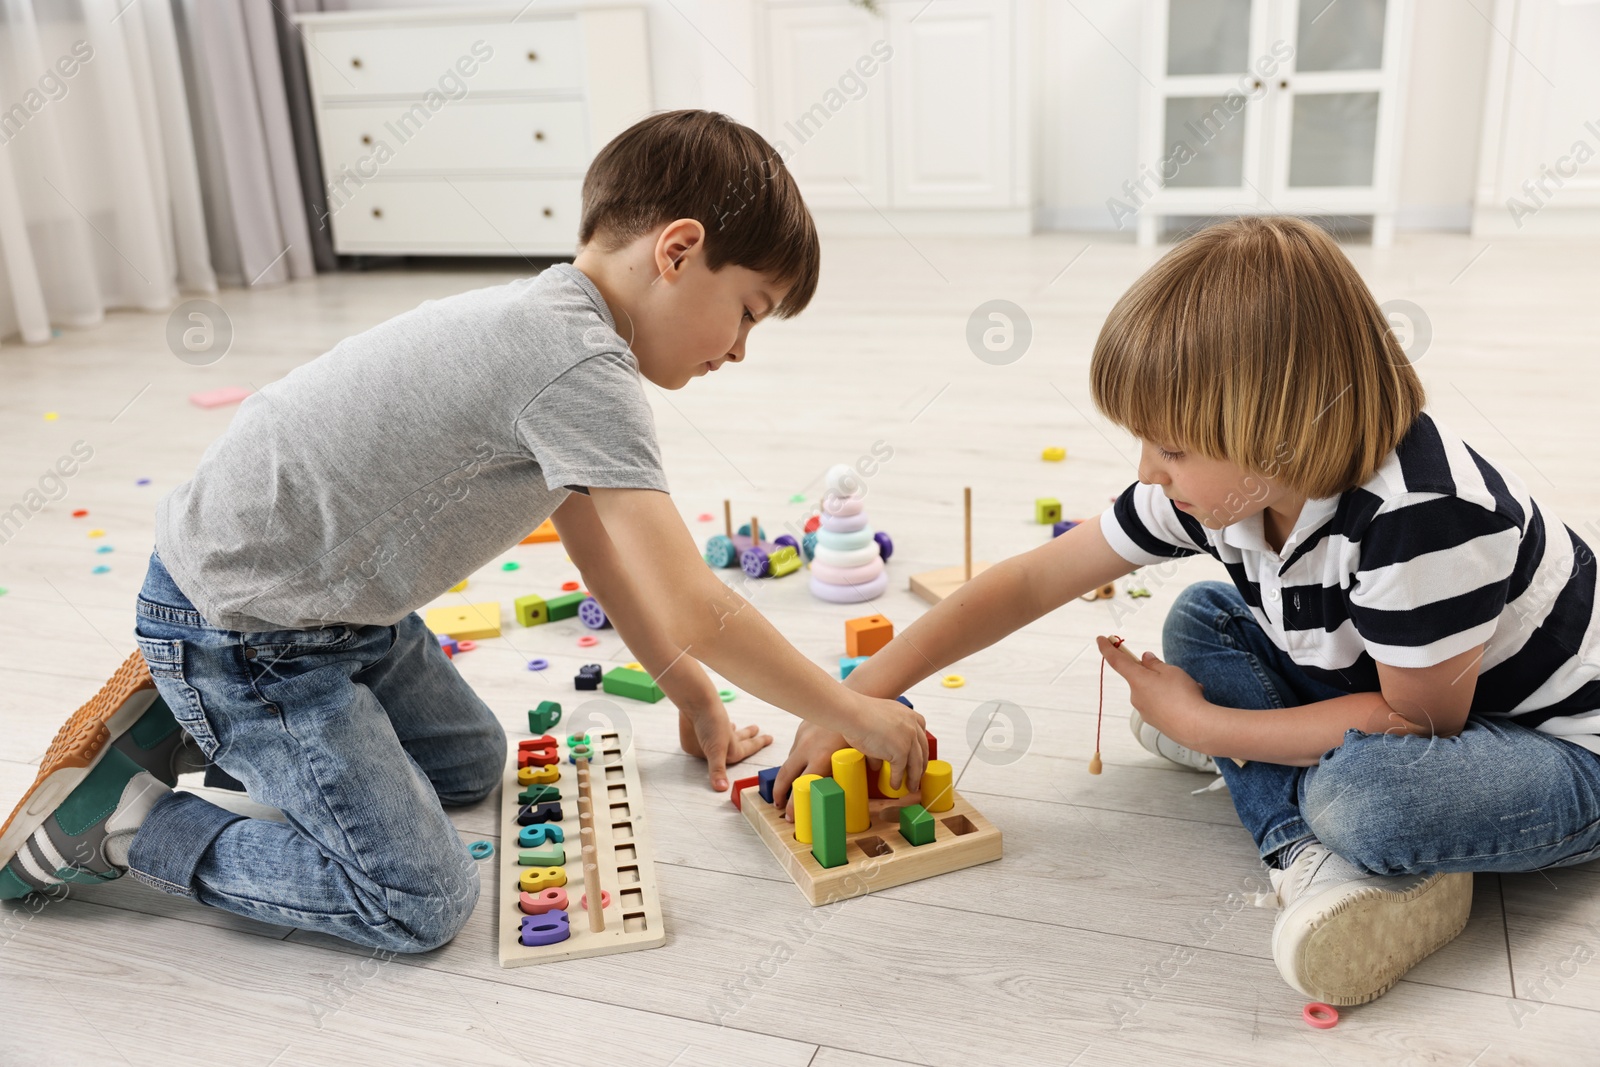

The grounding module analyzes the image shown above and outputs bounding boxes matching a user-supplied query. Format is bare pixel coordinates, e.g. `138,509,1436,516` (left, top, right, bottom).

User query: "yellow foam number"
518,866,568,893
518,764,560,786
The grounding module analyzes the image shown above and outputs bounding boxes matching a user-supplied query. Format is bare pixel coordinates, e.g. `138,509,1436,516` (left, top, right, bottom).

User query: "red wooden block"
927,730,938,762
729,774,760,811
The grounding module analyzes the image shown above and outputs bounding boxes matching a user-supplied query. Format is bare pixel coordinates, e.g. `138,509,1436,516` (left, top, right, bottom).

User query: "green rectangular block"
545,592,586,622
515,593,549,627
517,783,560,804
898,803,935,847
602,666,665,704
810,777,847,869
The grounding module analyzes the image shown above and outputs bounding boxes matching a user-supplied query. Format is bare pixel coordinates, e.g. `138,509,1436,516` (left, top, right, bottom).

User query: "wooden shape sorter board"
496,730,666,966
740,784,1002,905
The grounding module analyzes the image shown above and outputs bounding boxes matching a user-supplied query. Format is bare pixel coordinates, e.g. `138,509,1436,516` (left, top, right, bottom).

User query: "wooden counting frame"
497,730,666,966
740,782,1003,906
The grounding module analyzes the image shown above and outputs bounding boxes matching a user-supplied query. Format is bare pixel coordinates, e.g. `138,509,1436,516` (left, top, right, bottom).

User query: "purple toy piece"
740,546,770,578
1053,519,1079,538
578,596,610,630
773,534,800,552
519,911,571,947
873,531,894,561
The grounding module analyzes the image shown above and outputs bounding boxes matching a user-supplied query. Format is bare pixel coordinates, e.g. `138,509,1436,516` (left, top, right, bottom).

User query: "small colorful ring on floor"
561,580,581,591
1302,1002,1338,1029
577,635,599,647
457,640,477,652
467,840,495,860
942,674,965,688
719,689,736,702
526,658,549,671
624,661,643,670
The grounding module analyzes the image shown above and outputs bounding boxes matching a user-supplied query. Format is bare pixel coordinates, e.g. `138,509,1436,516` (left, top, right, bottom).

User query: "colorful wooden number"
518,824,565,848
517,801,563,825
519,843,566,867
518,783,560,804
518,764,560,786
518,886,568,915
519,910,571,946
518,866,568,893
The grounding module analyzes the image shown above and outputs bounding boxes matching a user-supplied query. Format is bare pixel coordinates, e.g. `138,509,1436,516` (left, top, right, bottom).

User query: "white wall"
331,0,1492,234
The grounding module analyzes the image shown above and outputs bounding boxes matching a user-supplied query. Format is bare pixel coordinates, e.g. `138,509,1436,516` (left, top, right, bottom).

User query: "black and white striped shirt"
1101,412,1600,753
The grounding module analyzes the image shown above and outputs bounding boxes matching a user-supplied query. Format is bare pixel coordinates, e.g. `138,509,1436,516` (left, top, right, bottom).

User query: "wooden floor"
2,231,1598,1066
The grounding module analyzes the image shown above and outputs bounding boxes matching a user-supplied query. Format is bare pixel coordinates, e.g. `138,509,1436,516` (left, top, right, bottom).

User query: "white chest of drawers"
295,5,652,255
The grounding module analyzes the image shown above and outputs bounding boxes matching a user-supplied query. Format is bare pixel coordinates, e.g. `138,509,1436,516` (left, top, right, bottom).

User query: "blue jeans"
1163,581,1600,875
129,552,506,952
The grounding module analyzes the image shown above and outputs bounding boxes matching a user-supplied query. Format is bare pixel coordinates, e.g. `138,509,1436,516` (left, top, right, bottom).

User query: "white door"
885,0,1015,209
761,3,892,210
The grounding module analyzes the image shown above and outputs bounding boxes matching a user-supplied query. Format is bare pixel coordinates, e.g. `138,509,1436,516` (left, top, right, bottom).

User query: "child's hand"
678,703,772,792
1096,635,1212,752
840,692,928,792
773,720,849,815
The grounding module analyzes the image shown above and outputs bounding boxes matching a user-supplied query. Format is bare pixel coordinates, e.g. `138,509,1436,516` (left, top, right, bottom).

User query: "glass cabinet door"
1166,0,1252,75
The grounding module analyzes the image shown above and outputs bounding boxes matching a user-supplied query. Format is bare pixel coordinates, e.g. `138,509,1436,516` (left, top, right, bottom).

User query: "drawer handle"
351,56,362,69
527,50,538,62
542,207,553,218
534,130,546,142
372,207,383,219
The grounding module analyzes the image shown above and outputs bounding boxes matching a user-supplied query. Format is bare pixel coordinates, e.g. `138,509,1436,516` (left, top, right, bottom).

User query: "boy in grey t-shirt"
0,111,928,951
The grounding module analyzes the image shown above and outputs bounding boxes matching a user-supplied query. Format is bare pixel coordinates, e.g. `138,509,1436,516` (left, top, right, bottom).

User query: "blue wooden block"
839,655,869,679
758,766,779,805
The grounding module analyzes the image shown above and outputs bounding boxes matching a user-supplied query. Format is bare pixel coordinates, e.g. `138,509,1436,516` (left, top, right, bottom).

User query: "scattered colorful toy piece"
1041,446,1066,461
468,840,495,860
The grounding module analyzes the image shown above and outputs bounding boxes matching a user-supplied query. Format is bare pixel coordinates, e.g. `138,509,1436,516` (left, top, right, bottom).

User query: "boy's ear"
654,218,706,281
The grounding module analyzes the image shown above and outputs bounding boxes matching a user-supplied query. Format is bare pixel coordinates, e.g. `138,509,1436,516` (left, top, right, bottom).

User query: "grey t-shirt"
155,264,667,631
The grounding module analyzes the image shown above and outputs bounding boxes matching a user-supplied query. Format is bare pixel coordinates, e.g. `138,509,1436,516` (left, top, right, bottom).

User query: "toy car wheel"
578,596,610,629
740,547,770,578
703,534,736,568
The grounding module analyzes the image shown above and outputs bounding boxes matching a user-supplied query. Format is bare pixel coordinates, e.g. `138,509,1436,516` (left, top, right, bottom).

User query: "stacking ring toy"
1302,1003,1338,1029
467,840,495,860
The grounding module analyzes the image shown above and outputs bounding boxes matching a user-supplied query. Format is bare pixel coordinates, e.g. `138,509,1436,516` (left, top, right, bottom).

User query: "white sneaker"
1128,709,1216,772
1262,843,1473,1006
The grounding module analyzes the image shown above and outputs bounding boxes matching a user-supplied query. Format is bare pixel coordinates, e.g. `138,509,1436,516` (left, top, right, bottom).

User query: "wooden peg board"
497,730,666,966
741,785,1002,906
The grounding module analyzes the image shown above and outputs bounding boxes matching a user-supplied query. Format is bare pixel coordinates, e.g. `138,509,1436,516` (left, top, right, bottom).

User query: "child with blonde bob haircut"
777,215,1600,1006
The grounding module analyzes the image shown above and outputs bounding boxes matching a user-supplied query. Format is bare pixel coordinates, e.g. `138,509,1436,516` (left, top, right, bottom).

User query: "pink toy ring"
579,890,612,909
810,543,881,569
457,640,477,652
821,494,865,518
819,510,869,533
577,635,600,647
808,557,885,585
809,571,889,603
1302,1002,1338,1029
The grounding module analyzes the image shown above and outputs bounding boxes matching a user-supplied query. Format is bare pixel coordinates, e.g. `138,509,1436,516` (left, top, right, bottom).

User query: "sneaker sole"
0,651,159,872
1273,870,1473,1006
1127,708,1216,773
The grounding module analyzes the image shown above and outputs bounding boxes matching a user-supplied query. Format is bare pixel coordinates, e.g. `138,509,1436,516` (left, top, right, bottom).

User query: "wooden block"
518,866,567,893
792,774,822,845
927,729,939,762
757,766,779,805
830,748,870,832
518,843,566,867
878,759,910,799
574,663,602,690
423,601,501,640
515,594,549,627
521,518,560,544
498,725,667,966
1035,497,1062,524
908,561,992,605
518,764,559,786
729,774,759,811
839,655,869,679
899,803,935,846
921,759,954,812
743,781,1002,906
809,778,847,869
601,666,664,704
545,592,586,622
844,614,894,658
768,545,801,577
518,784,560,804
448,579,468,593
528,701,561,733
517,801,563,825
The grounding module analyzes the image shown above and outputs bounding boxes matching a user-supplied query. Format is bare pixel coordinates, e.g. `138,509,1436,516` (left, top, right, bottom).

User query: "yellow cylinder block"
831,748,871,832
877,759,910,799
792,774,823,844
921,759,954,812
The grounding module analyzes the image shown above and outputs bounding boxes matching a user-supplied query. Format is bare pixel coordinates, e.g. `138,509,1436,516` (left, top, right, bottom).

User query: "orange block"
521,518,560,544
844,614,894,658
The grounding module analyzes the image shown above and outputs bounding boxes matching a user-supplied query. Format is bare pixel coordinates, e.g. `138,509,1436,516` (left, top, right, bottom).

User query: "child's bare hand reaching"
678,702,772,792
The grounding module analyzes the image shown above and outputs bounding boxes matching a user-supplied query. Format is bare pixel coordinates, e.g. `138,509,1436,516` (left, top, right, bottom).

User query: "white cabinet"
295,6,651,256
758,0,1030,234
1473,0,1600,237
1133,0,1412,245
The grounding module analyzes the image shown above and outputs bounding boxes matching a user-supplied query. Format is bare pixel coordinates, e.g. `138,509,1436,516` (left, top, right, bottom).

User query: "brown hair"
579,110,820,317
1090,216,1426,499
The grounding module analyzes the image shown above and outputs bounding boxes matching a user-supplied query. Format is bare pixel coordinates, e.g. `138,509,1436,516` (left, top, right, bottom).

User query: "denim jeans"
1163,581,1600,875
129,552,506,952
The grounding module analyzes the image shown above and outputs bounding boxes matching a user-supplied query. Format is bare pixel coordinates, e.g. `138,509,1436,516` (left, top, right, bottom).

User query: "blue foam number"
519,910,571,947
518,824,566,848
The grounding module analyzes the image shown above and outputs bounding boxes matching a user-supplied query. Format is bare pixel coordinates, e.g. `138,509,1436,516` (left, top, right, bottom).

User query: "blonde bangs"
1090,217,1426,499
